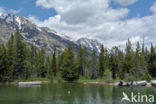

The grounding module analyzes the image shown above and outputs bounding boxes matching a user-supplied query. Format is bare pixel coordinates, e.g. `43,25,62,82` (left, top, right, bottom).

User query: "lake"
0,83,155,104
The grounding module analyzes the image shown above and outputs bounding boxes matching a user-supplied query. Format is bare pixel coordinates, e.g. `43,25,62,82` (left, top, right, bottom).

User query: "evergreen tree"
135,42,142,80
6,34,15,81
77,45,84,76
118,49,124,79
110,47,120,79
51,48,57,76
36,48,46,77
98,45,105,77
23,46,31,79
139,41,150,80
1,31,156,82
104,48,110,71
45,56,51,76
30,45,37,77
90,49,97,79
123,39,135,77
148,43,156,77
83,46,89,77
13,31,26,79
0,44,10,82
61,43,79,81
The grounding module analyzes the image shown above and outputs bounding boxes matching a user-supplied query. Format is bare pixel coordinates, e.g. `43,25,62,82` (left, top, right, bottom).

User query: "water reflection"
0,83,155,104
18,84,41,88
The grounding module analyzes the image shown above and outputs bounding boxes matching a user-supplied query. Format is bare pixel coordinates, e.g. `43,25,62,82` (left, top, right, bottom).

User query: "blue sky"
0,0,155,20
0,0,57,20
0,0,156,48
111,0,155,19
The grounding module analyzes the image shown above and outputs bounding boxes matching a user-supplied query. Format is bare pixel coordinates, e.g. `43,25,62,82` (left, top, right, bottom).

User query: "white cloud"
0,7,5,13
150,2,156,13
8,9,21,14
28,14,61,27
36,0,125,24
114,0,138,6
0,6,21,14
31,0,156,49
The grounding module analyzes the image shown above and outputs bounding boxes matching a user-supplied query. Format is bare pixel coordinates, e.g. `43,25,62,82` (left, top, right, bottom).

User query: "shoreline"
0,80,154,87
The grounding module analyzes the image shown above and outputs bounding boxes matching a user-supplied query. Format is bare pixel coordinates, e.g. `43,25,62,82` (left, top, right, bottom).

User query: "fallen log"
18,81,42,85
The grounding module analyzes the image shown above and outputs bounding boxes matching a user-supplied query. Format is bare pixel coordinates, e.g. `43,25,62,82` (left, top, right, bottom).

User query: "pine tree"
61,43,79,81
45,56,51,76
98,45,105,77
6,34,15,81
90,49,97,79
83,46,89,77
13,31,26,79
124,39,135,74
36,48,46,77
110,47,119,79
77,45,84,76
139,41,150,81
148,43,156,77
51,48,57,76
0,44,10,82
118,49,124,79
30,45,37,77
135,42,141,80
23,46,31,79
104,48,110,71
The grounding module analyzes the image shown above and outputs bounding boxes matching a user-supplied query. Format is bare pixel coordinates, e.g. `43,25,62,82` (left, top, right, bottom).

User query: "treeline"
0,31,156,82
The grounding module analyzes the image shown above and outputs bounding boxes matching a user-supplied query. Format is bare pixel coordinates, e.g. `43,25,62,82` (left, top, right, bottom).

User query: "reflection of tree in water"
112,87,121,104
0,83,156,104
90,85,100,104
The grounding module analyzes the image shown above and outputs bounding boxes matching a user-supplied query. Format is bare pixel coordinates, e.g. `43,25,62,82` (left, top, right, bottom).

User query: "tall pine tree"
98,45,105,77
90,49,97,79
61,43,79,81
13,31,26,79
51,48,57,76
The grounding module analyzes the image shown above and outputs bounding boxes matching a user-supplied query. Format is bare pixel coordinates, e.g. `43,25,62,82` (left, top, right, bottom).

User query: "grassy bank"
1,76,155,86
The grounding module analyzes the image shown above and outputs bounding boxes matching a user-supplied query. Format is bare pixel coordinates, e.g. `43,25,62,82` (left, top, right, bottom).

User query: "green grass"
77,76,120,83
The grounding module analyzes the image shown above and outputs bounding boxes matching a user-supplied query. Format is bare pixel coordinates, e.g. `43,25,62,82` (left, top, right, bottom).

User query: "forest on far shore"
0,31,156,82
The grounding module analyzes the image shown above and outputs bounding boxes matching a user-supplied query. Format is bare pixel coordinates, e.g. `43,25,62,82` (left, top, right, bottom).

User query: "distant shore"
0,78,155,87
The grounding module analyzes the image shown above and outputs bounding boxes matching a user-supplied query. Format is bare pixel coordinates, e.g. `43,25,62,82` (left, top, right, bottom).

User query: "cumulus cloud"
0,6,21,14
28,14,61,27
0,7,5,13
150,2,156,13
114,0,138,6
30,0,156,49
36,0,129,24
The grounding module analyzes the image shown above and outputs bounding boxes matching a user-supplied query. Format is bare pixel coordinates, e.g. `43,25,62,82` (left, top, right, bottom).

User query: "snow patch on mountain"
0,13,7,19
0,13,102,54
6,14,14,23
15,16,22,29
77,38,102,53
43,27,74,42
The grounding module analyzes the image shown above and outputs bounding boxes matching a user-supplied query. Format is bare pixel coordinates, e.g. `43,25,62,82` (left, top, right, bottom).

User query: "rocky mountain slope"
0,13,102,53
77,38,102,53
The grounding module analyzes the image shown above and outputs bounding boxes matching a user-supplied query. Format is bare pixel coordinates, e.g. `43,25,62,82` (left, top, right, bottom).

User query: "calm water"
0,83,155,104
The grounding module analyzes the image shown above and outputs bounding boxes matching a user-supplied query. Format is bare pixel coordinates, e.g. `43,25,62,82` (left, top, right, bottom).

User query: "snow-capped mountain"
0,13,102,53
0,13,79,53
77,38,102,53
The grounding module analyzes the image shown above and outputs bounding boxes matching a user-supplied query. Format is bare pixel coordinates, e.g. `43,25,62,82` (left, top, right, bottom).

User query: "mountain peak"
77,38,102,53
0,13,102,54
0,13,79,53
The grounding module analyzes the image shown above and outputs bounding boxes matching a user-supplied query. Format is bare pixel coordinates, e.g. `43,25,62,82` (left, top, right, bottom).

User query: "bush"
124,73,135,81
141,73,152,82
104,69,113,83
